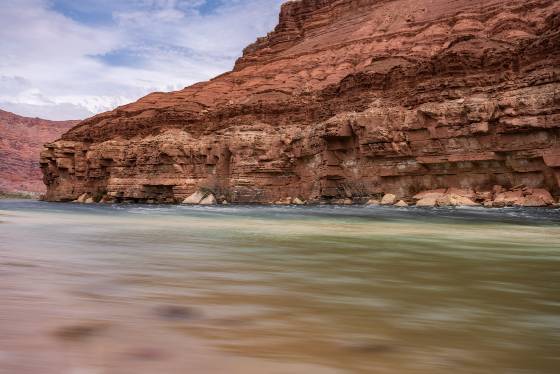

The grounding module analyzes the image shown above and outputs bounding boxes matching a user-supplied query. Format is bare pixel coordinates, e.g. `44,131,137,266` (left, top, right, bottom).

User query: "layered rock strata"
0,110,77,193
41,0,560,204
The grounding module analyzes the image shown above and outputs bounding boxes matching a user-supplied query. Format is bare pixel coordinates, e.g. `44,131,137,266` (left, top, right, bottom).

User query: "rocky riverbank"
68,185,558,208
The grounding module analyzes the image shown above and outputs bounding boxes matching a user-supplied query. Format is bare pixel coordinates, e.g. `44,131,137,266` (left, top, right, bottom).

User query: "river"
1,200,559,373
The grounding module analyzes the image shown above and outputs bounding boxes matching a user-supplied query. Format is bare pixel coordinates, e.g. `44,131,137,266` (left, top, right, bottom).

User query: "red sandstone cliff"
0,109,77,193
41,0,560,204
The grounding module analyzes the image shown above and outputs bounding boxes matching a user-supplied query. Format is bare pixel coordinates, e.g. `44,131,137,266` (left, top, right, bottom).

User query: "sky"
0,0,286,120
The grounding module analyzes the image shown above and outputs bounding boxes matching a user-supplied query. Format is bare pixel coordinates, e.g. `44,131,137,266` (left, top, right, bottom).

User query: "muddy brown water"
1,200,559,373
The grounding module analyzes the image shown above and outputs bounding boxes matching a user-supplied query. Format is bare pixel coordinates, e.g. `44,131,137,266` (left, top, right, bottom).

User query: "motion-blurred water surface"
1,200,559,373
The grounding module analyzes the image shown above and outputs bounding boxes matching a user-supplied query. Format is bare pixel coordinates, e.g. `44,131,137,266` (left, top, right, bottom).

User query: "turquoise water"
1,200,559,373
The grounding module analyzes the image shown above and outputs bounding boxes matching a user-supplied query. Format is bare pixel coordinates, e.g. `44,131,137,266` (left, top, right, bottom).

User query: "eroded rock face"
41,0,560,203
0,110,77,193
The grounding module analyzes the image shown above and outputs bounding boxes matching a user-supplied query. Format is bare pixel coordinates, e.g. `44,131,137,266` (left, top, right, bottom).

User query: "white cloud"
0,0,284,120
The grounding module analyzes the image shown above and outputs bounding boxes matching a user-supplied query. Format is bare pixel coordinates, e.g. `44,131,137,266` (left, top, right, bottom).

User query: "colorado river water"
0,200,559,373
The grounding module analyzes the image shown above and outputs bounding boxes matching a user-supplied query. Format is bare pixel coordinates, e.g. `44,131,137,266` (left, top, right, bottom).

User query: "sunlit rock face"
41,0,560,203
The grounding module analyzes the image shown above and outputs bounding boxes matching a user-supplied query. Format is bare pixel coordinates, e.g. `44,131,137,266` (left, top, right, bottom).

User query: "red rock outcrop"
41,0,560,203
0,110,77,193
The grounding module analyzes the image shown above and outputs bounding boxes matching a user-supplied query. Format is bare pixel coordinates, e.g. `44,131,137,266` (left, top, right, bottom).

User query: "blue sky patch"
0,0,284,119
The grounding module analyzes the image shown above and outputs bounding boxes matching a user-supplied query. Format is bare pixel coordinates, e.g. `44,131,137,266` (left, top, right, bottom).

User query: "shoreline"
4,186,559,209
5,198,558,209
42,186,559,209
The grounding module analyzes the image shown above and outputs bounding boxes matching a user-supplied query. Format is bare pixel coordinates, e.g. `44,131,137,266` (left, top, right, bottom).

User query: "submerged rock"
154,305,198,321
345,342,397,354
125,347,168,361
53,322,109,341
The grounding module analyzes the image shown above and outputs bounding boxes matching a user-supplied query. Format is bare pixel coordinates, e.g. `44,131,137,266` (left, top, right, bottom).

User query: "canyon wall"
41,0,560,203
0,110,77,193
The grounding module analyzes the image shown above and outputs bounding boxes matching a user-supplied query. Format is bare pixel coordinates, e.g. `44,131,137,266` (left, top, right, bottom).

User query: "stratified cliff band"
41,0,560,205
1,109,77,193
